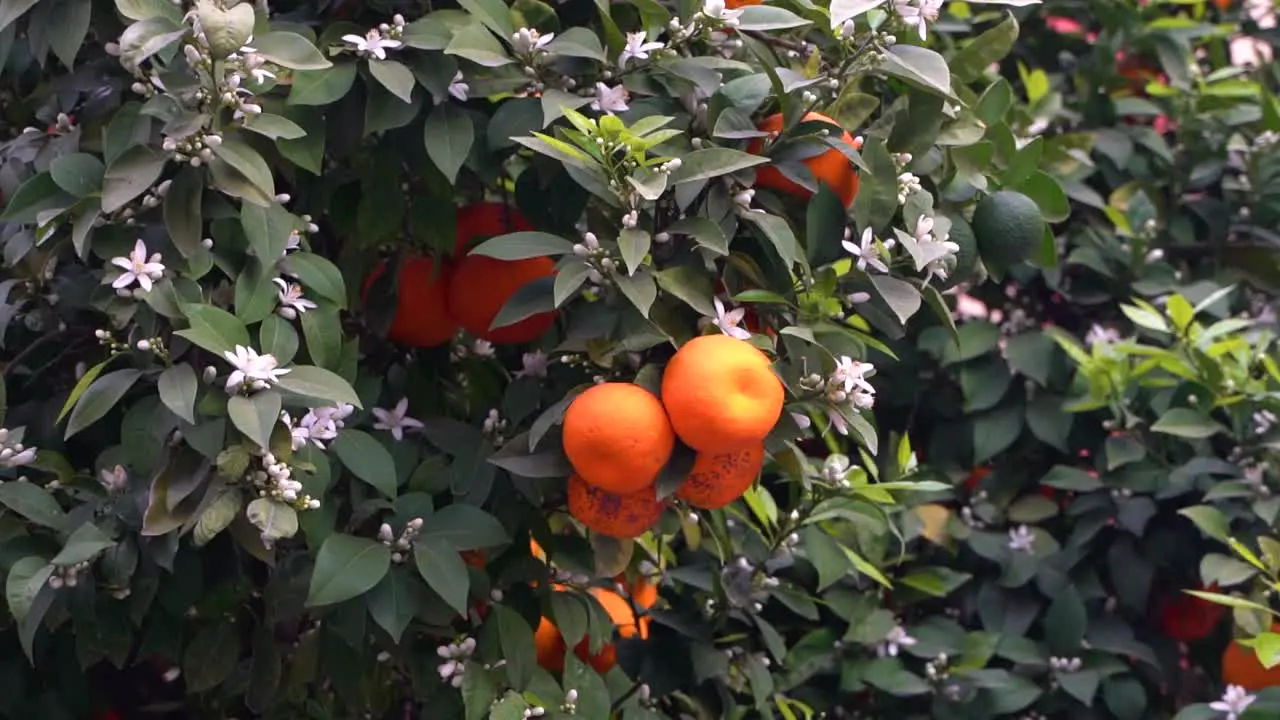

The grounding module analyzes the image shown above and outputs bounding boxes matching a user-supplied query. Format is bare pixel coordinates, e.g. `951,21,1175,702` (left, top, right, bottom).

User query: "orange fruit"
660,334,785,453
591,587,650,640
631,576,659,611
562,383,675,493
749,112,860,208
460,550,486,568
363,256,457,348
447,254,557,344
567,474,666,539
535,616,569,673
1223,623,1280,690
676,444,766,510
454,202,533,257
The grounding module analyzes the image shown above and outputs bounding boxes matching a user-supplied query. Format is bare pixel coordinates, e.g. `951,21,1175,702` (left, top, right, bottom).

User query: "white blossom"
511,27,554,54
1210,685,1256,720
0,428,36,469
619,32,663,67
842,226,890,274
517,350,550,379
447,71,470,102
223,346,290,392
99,464,127,493
1007,525,1036,553
591,82,630,113
702,0,745,24
372,398,423,441
831,356,876,396
710,298,752,340
1085,324,1121,348
877,625,917,658
894,0,944,40
343,29,403,60
109,239,166,292
790,412,812,430
273,278,317,319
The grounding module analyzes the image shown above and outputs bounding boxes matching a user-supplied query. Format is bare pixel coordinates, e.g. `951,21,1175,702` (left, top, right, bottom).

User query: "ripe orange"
454,202,533,257
660,334,785,453
631,575,659,611
447,254,557,344
591,586,650,640
676,444,766,510
460,550,486,568
750,112,860,208
534,616,569,673
562,383,675,493
363,256,457,348
1222,623,1280,690
567,474,667,539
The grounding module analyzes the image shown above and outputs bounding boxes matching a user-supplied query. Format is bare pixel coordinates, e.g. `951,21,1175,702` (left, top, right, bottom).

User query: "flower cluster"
571,232,620,288
223,346,289,393
247,452,319,511
436,637,477,688
0,428,36,470
378,517,424,564
48,561,91,590
283,404,354,451
273,279,317,320
876,624,918,657
343,15,407,60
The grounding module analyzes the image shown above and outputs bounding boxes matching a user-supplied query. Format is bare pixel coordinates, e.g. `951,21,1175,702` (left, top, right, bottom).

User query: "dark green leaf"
330,430,397,497
0,482,68,531
65,369,142,440
420,504,509,550
413,534,470,614
424,103,474,184
288,62,358,105
469,231,575,260
157,363,198,423
252,31,331,69
49,153,105,197
177,303,251,356
276,365,362,408
227,392,281,449
102,145,165,213
305,533,391,607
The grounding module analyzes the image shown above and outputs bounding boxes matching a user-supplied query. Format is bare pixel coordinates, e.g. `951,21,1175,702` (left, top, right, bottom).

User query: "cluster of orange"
362,203,556,347
561,334,784,538
749,112,861,208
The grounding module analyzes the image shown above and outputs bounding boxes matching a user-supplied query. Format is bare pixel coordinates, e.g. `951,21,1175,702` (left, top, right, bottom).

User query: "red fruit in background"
749,112,861,208
363,256,457,348
449,203,556,344
963,466,993,492
454,202,533,257
1159,584,1227,642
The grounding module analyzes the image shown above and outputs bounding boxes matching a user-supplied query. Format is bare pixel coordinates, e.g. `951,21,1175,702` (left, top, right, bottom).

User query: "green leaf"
0,482,67,531
495,604,537,689
56,358,111,423
469,231,576,260
241,202,295,261
228,392,281,449
5,557,52,623
158,363,198,423
870,275,921,324
667,217,729,255
0,172,72,223
491,277,554,330
183,625,240,692
102,145,166,213
115,0,183,23
246,497,299,543
669,148,768,184
193,487,243,546
367,569,423,643
1178,505,1230,542
806,184,847,267
561,653,611,718
1151,408,1226,439
462,666,500,720
420,504,509,550
546,27,606,60
445,23,513,67
299,309,341,369
288,62,358,105
617,228,651,276
242,113,307,140
655,264,715,316
742,212,800,270
424,103,474,184
457,0,515,37
177,303,251,356
550,592,588,647
49,153,105,197
736,5,810,29
287,253,348,308
275,365,362,408
615,270,658,317
51,523,115,566
369,59,416,103
259,315,299,366
882,45,954,98
163,168,204,257
1013,171,1070,223
413,534,470,614
305,533,392,607
251,31,331,70
1044,584,1086,653
0,0,40,32
950,12,1018,82
197,0,254,58
65,369,143,440
213,137,276,201
331,430,397,497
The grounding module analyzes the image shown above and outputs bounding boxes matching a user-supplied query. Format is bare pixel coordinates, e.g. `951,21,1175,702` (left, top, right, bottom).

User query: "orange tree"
0,0,1054,717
